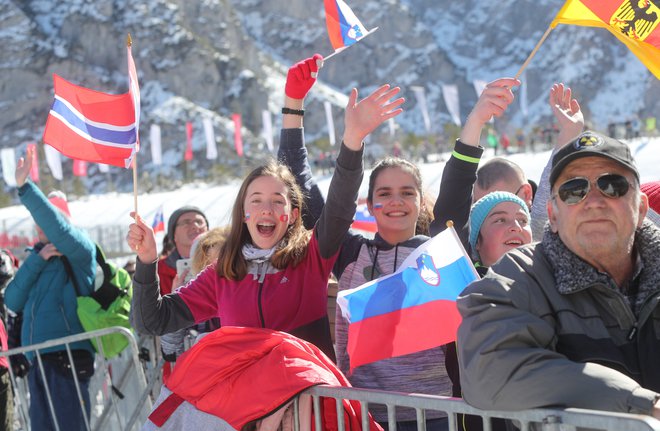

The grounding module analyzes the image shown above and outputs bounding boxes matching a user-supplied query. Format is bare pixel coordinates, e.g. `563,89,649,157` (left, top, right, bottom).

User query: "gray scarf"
242,244,276,263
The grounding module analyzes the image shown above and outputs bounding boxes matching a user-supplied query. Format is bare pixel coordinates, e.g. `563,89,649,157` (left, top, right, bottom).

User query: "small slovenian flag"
323,0,378,59
351,202,377,233
337,226,479,372
43,43,140,168
152,206,165,234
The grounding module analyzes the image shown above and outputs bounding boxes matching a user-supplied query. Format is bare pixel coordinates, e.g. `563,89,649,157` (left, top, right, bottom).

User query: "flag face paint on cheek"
373,203,384,210
244,213,250,221
280,214,289,223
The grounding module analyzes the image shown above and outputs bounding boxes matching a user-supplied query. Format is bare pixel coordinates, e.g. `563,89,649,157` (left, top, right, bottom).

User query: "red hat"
47,190,71,218
641,182,660,215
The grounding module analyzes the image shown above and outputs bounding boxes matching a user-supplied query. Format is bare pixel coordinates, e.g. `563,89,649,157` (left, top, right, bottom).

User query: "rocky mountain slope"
1,0,657,193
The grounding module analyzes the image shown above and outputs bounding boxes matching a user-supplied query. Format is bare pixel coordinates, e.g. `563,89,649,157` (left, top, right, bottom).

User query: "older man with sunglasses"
456,131,660,419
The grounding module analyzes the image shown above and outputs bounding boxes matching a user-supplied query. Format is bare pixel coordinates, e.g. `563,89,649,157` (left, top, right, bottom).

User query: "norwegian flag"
43,43,140,168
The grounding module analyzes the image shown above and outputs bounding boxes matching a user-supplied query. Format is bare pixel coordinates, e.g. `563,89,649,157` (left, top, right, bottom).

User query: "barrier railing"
299,385,660,431
0,327,155,431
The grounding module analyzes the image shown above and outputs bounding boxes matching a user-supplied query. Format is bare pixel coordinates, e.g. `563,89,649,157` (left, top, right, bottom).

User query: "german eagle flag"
552,0,660,79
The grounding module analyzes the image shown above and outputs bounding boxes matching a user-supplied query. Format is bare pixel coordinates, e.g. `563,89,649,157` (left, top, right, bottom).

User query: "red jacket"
149,327,381,431
157,258,177,296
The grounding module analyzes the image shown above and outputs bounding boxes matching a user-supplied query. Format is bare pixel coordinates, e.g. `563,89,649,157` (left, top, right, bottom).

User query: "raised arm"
430,78,519,244
316,85,404,258
14,146,95,266
277,54,325,229
530,83,585,239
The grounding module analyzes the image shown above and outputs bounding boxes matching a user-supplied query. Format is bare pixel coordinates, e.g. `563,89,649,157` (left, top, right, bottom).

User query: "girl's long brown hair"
216,160,311,280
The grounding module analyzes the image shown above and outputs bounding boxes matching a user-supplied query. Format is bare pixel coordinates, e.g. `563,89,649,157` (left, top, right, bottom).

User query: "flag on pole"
152,206,165,234
323,0,379,59
26,143,39,183
43,44,140,167
337,226,479,371
73,159,88,177
261,110,274,152
323,101,336,146
185,121,193,161
150,124,162,165
232,114,244,157
203,118,218,160
552,0,660,79
441,84,462,126
411,86,431,134
44,144,63,181
1,148,16,187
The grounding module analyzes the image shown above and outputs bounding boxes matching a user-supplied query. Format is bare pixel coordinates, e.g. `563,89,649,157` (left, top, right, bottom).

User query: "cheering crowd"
2,53,660,431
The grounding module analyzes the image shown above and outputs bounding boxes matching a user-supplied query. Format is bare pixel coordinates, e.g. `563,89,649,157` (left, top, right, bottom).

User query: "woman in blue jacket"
5,145,96,431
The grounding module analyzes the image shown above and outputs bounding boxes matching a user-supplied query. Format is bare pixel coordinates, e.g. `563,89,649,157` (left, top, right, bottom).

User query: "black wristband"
282,107,305,116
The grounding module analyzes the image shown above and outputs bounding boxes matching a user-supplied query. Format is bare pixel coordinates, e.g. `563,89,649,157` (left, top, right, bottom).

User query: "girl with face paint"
280,119,454,431
126,55,403,363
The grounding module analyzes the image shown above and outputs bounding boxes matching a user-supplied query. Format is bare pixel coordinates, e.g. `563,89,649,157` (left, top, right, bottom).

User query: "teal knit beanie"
469,191,530,251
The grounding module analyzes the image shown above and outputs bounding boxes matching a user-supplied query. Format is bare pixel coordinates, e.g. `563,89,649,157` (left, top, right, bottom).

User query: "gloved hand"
285,54,324,99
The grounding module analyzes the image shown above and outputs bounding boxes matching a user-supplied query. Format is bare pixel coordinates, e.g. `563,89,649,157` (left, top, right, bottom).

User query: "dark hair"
216,160,310,280
476,158,526,191
367,157,431,236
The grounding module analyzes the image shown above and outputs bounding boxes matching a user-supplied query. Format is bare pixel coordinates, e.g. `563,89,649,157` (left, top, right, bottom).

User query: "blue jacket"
5,182,96,356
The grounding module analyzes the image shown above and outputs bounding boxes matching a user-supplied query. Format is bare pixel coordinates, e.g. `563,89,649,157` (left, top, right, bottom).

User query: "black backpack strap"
91,244,122,310
61,256,82,297
95,244,114,283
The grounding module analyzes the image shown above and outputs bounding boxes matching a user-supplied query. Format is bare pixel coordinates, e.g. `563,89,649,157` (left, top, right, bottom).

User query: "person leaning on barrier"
4,145,97,431
457,131,660,418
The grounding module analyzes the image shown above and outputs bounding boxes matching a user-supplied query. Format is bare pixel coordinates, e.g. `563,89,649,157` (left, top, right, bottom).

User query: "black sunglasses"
555,173,630,205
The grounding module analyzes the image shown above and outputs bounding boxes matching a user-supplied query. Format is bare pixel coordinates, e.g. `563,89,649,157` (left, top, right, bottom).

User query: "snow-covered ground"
1,137,659,256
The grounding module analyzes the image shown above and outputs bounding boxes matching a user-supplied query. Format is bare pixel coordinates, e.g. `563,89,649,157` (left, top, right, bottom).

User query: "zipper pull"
627,325,638,341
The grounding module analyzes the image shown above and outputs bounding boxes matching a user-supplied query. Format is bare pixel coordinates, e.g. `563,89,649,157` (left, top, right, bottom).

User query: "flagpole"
514,26,553,80
132,157,138,215
127,33,139,218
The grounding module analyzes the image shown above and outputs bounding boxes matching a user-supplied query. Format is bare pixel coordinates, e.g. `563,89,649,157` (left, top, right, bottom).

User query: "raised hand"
15,145,34,187
549,83,584,148
127,212,158,264
461,78,519,146
285,54,324,100
342,84,404,151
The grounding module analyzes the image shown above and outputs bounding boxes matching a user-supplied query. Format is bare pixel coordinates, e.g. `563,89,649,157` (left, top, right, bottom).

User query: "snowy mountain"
0,0,658,195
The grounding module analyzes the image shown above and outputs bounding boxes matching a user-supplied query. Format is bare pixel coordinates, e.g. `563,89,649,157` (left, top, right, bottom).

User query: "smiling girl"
281,112,453,431
126,81,403,362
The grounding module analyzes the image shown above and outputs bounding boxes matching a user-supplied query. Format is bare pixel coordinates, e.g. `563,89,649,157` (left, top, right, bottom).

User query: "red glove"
285,54,323,99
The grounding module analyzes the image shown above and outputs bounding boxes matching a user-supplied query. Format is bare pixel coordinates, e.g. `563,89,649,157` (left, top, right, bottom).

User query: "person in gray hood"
457,130,660,419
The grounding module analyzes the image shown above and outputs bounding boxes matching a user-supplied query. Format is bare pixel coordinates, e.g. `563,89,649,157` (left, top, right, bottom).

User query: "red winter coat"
148,327,382,431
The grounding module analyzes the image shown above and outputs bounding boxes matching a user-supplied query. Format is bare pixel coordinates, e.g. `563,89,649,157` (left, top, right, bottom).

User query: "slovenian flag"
351,202,377,233
152,206,165,234
43,43,140,168
324,0,378,58
337,226,479,371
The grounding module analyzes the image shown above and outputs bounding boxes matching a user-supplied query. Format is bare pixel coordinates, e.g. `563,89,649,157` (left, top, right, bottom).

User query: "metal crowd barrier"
0,327,158,431
299,385,660,431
